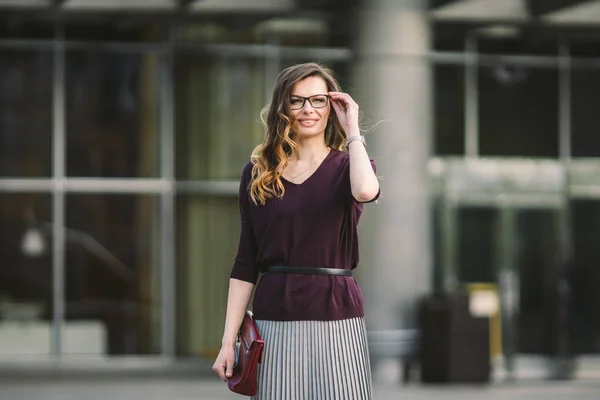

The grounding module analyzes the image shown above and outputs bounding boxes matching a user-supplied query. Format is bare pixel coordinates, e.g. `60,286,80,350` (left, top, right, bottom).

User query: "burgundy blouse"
230,149,379,321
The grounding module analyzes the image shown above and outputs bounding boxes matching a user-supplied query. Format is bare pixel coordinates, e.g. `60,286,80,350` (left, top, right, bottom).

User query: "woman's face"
289,76,331,139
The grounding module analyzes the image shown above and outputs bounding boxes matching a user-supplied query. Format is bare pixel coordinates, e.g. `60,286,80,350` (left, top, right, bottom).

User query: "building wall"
1,4,600,362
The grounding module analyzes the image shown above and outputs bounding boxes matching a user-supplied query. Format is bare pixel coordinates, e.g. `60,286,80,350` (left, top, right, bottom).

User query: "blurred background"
1,0,600,396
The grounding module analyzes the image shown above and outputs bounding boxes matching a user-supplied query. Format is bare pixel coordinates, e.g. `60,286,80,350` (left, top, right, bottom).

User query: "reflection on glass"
66,52,158,178
0,193,52,355
65,194,160,355
0,50,52,177
175,56,266,180
176,196,238,357
479,65,558,157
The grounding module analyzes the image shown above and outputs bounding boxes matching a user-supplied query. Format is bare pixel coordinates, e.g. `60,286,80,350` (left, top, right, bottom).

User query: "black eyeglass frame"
289,94,330,110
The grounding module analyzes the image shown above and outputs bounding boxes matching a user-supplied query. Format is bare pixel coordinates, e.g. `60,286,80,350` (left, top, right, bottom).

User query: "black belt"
266,266,352,277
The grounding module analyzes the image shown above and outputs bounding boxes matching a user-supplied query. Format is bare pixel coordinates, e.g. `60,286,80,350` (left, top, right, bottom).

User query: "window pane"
175,56,266,180
66,52,159,178
479,65,558,157
0,20,54,40
0,193,52,356
174,21,330,47
572,69,600,157
65,21,162,42
433,23,466,52
434,65,464,155
0,50,52,177
176,195,238,357
65,194,160,355
571,200,600,353
434,27,559,55
477,36,558,56
458,207,497,283
515,209,559,354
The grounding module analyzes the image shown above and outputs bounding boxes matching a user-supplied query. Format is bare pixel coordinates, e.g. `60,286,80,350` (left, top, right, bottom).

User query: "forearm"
221,278,254,347
347,130,379,202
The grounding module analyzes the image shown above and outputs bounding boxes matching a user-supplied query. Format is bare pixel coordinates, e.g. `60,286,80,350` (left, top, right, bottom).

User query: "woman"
213,62,380,399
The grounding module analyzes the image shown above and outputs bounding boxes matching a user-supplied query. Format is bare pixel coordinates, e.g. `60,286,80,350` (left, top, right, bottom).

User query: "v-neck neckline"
281,148,334,186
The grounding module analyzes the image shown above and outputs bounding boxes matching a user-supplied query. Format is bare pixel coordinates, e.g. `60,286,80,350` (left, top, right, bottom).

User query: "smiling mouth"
298,119,318,125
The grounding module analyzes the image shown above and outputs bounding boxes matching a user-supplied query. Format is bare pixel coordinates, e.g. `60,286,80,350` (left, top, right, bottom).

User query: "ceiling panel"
527,0,594,16
0,0,50,8
431,0,529,21
541,0,600,24
62,0,176,11
189,0,294,13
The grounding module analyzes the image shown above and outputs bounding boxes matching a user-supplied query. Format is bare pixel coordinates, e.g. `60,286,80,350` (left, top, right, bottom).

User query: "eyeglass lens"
290,95,329,110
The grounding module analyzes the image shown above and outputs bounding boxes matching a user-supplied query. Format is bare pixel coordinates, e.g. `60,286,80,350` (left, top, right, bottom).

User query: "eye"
312,96,327,105
290,98,303,106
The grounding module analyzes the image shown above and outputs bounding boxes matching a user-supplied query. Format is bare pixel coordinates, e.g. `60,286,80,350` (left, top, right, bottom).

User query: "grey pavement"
1,378,600,400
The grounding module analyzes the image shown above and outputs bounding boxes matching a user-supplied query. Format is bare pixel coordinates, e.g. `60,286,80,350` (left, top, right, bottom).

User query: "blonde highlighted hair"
249,63,347,205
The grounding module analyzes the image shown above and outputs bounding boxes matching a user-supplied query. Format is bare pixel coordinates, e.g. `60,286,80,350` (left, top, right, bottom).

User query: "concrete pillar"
353,0,433,383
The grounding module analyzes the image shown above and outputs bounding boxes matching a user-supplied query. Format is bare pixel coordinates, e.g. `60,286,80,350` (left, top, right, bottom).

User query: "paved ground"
1,378,600,400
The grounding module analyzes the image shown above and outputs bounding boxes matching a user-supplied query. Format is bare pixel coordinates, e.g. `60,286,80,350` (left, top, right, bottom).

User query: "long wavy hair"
249,63,347,205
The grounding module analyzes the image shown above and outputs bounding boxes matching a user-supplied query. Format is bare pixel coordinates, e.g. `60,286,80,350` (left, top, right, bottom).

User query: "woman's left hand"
329,91,360,136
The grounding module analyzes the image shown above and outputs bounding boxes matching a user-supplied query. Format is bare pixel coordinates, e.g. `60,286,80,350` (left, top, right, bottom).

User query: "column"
353,0,432,383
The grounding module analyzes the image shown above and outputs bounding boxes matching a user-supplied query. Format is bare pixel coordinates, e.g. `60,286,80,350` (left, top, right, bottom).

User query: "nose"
301,100,315,112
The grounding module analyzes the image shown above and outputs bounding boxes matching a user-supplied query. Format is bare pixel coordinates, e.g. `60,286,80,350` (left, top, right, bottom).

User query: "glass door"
514,208,564,355
440,199,568,375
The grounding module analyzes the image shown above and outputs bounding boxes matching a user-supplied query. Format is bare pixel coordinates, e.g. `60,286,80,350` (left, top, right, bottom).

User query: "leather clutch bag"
227,310,265,396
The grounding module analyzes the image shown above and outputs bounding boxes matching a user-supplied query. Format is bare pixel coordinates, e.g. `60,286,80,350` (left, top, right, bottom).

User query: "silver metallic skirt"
251,317,373,400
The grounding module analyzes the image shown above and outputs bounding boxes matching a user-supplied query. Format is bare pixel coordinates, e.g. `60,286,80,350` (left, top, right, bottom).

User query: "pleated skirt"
250,317,373,400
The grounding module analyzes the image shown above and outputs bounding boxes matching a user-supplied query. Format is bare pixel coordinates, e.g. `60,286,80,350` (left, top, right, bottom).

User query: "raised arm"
329,91,380,202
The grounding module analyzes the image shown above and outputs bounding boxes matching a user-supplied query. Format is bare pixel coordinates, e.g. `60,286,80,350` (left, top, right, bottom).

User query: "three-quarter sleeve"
230,163,260,284
357,159,380,204
347,158,380,204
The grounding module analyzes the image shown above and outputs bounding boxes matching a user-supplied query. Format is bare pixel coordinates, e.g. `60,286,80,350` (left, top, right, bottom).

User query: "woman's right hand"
214,279,254,381
213,343,236,382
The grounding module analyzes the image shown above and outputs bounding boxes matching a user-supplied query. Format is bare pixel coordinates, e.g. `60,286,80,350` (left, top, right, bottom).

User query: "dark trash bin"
418,292,490,384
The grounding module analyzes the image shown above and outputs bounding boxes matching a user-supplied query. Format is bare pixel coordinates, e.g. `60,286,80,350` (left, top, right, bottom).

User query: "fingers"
328,92,357,108
213,348,236,382
328,91,350,98
330,101,348,124
225,355,234,378
330,98,344,114
212,361,227,382
329,94,350,109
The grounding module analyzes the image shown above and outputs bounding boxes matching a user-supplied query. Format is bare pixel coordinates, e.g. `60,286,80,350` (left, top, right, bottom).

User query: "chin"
295,127,326,138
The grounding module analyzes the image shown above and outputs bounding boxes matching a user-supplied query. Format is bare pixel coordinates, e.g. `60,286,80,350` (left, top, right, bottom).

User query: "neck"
293,135,329,161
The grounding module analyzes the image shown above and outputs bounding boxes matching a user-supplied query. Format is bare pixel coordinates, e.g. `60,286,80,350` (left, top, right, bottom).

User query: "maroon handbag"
227,310,265,396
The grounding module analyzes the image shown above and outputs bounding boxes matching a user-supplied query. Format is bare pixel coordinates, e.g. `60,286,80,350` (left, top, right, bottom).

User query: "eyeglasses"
289,94,330,110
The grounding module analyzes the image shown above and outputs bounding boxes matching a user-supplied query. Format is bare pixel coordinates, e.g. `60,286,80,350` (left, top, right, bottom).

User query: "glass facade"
0,16,351,359
429,31,600,357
